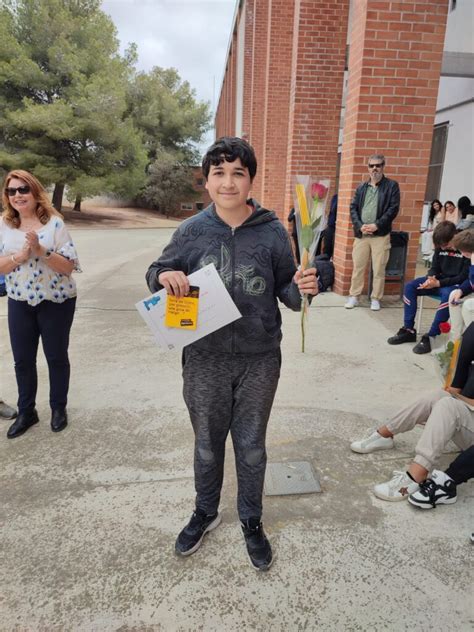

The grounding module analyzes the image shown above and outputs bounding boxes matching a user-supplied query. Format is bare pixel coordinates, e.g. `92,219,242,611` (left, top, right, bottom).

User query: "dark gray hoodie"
146,200,302,355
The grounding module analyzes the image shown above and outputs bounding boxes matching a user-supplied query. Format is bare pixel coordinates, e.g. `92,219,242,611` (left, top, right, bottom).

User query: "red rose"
439,322,451,334
311,182,328,200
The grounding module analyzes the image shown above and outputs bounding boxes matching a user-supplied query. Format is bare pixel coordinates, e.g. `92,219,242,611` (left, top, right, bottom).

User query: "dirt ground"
61,203,182,229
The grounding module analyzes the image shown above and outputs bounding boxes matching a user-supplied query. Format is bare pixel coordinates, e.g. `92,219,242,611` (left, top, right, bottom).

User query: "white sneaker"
408,470,457,509
345,296,359,309
350,430,394,454
374,471,419,502
370,299,381,311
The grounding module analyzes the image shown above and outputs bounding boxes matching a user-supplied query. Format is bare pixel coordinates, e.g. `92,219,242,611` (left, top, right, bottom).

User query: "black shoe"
387,327,417,345
413,334,431,354
175,509,221,556
7,409,39,439
51,408,68,432
241,518,273,571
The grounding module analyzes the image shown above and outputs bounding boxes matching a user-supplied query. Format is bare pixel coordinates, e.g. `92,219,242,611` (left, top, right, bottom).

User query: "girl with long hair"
421,199,444,263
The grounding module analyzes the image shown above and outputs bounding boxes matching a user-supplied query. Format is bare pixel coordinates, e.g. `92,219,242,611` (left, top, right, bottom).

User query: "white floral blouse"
0,216,81,306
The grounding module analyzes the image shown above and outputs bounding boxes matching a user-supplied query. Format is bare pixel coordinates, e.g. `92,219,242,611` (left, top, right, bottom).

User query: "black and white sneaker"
175,509,221,556
408,470,457,509
241,518,273,571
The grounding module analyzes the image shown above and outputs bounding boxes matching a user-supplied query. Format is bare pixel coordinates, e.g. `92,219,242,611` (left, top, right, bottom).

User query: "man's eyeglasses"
5,185,31,197
368,163,384,169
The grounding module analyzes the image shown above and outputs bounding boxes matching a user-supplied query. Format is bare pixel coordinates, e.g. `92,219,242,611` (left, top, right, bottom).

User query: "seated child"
351,322,474,502
388,221,469,354
448,229,474,339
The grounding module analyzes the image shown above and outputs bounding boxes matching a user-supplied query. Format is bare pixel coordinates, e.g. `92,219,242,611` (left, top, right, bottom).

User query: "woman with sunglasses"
0,170,81,439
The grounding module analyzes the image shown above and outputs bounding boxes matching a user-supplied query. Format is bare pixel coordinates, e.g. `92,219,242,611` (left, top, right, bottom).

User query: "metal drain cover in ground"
264,461,321,496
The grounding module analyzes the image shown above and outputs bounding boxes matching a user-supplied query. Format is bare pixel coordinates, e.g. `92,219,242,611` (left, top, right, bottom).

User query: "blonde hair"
452,229,474,254
2,169,62,228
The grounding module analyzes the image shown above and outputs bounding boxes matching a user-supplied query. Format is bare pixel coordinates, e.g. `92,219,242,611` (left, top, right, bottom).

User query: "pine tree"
0,0,147,209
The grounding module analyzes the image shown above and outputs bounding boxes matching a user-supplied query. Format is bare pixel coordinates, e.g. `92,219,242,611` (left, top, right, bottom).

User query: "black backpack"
314,254,335,292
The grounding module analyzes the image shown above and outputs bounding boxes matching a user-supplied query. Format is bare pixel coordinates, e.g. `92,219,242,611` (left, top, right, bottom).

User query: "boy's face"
205,158,252,212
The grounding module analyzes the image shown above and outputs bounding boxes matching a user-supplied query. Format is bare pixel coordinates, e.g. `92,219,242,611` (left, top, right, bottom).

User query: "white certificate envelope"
136,263,242,350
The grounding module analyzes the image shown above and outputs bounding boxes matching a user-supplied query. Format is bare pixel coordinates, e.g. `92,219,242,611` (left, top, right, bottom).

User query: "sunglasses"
368,163,384,169
6,185,31,197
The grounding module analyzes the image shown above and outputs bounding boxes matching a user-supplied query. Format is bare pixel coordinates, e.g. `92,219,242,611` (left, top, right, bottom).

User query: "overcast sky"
101,0,236,152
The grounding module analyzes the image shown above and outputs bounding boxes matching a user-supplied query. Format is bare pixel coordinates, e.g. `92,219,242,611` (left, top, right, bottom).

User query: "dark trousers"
445,446,474,485
403,276,458,336
182,347,281,520
8,298,76,413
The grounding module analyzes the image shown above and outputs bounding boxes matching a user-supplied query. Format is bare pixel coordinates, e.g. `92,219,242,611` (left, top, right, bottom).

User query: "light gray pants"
386,389,474,471
182,347,281,520
449,294,474,340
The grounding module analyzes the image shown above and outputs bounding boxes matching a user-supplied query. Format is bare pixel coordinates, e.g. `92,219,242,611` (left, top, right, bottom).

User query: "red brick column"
215,68,228,139
333,0,449,296
228,31,238,137
284,0,350,221
242,0,255,138
260,0,295,221
249,0,270,200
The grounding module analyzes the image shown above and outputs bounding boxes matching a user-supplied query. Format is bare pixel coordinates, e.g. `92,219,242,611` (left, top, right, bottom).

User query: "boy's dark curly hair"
202,136,257,180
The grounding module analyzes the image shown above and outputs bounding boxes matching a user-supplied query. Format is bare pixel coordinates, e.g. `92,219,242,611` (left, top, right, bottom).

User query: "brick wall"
260,0,295,220
333,0,449,295
248,0,270,200
214,0,449,296
284,0,349,220
242,0,255,138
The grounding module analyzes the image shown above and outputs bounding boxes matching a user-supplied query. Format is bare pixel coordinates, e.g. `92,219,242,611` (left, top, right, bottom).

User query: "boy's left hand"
294,267,318,295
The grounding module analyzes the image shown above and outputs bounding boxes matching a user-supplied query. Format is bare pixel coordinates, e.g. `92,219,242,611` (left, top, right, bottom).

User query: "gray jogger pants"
182,347,281,520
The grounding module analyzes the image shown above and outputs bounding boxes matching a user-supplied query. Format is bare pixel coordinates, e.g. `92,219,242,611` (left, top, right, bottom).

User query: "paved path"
0,228,472,631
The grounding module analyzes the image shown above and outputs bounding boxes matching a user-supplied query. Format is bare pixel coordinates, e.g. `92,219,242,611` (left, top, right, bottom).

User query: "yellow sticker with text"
165,286,200,330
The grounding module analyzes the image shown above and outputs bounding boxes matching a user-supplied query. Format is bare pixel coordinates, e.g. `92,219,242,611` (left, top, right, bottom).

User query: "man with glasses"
345,154,400,311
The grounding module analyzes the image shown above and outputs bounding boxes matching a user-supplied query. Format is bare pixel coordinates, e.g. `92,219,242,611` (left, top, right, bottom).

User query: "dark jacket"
350,176,400,238
451,322,474,396
146,200,302,355
459,264,474,297
428,248,470,287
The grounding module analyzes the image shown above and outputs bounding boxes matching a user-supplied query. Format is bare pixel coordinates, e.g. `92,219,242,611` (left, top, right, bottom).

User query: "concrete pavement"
0,227,472,631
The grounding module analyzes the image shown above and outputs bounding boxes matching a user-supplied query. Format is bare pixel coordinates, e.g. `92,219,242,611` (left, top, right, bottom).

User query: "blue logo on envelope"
144,295,161,311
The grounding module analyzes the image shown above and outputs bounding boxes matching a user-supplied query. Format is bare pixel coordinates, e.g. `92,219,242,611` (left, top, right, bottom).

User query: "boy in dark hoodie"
388,221,470,354
146,137,317,571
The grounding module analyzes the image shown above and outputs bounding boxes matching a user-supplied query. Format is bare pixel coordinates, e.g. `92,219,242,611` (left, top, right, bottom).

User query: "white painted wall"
437,77,474,110
444,0,474,54
435,1,474,204
436,101,474,202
